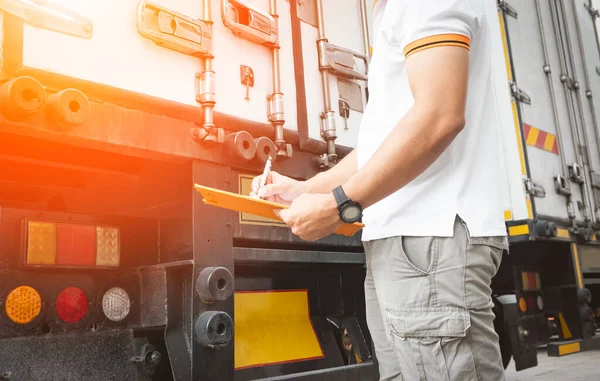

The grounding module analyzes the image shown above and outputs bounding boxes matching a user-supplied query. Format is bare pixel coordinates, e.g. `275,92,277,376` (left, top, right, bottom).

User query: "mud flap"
494,295,539,371
507,319,538,371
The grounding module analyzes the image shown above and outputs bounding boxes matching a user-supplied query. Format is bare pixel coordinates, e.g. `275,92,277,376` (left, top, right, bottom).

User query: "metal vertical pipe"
586,0,600,61
558,0,599,217
270,0,281,94
269,0,286,153
535,0,569,178
201,0,216,133
320,75,332,130
550,0,593,222
572,0,600,189
535,0,575,221
316,0,326,40
315,0,336,163
315,5,330,110
360,0,371,59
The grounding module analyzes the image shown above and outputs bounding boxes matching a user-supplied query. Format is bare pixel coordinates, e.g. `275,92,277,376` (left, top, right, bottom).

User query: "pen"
255,156,272,199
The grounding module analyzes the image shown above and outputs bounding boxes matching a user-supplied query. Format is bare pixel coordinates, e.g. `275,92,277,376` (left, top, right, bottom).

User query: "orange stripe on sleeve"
404,34,471,58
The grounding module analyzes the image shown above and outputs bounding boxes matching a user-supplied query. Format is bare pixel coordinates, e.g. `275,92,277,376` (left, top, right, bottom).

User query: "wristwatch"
332,185,363,223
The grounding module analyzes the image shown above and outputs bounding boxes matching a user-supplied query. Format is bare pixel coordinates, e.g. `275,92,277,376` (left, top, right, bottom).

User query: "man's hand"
250,171,305,205
275,193,342,241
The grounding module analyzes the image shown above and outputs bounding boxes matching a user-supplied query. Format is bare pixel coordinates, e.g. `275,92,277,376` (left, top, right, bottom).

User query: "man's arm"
274,45,471,241
342,45,469,208
304,150,357,194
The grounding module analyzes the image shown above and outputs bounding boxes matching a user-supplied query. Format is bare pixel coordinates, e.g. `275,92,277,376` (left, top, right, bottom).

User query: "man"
251,0,508,379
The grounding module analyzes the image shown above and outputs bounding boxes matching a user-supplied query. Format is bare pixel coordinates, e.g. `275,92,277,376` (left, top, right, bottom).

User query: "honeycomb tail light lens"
102,287,131,322
26,221,57,265
25,220,120,267
56,287,88,323
96,226,120,267
5,286,42,324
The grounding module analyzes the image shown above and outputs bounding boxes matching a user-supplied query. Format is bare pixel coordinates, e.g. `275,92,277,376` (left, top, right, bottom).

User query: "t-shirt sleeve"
384,0,480,59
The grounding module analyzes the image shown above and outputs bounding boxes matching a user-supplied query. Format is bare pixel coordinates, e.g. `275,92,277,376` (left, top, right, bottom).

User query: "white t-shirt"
357,0,507,240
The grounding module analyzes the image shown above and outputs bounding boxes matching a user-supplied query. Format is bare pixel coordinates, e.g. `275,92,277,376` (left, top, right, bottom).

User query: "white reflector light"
96,226,120,267
102,287,130,322
537,295,544,311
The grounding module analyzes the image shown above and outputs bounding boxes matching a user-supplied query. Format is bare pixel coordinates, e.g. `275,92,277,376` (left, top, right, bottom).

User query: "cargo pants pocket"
386,307,478,381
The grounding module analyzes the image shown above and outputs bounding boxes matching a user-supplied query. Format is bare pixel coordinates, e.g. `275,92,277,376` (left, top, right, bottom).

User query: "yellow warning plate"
234,290,324,370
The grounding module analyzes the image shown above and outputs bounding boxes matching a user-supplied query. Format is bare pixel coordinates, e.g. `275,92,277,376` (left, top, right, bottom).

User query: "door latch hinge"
498,0,518,18
525,179,546,198
222,0,278,47
137,0,212,57
569,163,585,184
318,40,369,82
555,174,572,196
510,82,531,104
585,2,599,18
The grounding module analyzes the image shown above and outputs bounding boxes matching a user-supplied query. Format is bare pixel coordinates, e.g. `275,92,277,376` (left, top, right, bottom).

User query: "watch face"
342,206,361,222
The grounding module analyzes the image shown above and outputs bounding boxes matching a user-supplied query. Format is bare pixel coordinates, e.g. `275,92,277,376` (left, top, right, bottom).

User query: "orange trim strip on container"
498,12,513,81
526,198,533,219
498,11,529,182
572,244,584,289
512,103,527,176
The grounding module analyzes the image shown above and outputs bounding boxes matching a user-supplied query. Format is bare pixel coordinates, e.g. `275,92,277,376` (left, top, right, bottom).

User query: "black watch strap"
332,186,349,207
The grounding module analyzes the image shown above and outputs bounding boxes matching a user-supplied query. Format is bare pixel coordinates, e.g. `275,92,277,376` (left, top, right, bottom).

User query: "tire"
577,288,592,304
580,306,595,322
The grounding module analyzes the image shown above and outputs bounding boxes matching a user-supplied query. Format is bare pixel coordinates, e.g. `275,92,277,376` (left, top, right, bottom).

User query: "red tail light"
56,287,88,323
25,220,120,267
56,223,96,266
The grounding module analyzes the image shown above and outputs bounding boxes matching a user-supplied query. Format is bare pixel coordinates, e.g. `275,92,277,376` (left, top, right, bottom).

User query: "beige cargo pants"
363,217,508,381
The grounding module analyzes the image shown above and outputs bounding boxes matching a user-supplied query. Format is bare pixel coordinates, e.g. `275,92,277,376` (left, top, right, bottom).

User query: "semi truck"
0,0,599,380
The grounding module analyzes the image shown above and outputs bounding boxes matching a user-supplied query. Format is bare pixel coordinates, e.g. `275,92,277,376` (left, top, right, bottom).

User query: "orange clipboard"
194,184,364,237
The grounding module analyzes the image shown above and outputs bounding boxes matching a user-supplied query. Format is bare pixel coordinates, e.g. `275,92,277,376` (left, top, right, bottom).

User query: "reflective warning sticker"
558,341,580,355
524,124,559,155
234,290,324,370
508,224,529,236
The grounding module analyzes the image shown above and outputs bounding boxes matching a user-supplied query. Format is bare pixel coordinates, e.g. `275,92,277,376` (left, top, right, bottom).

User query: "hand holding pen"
250,159,305,205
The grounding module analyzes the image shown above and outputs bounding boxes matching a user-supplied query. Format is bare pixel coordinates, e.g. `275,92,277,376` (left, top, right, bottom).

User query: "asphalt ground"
504,349,600,381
